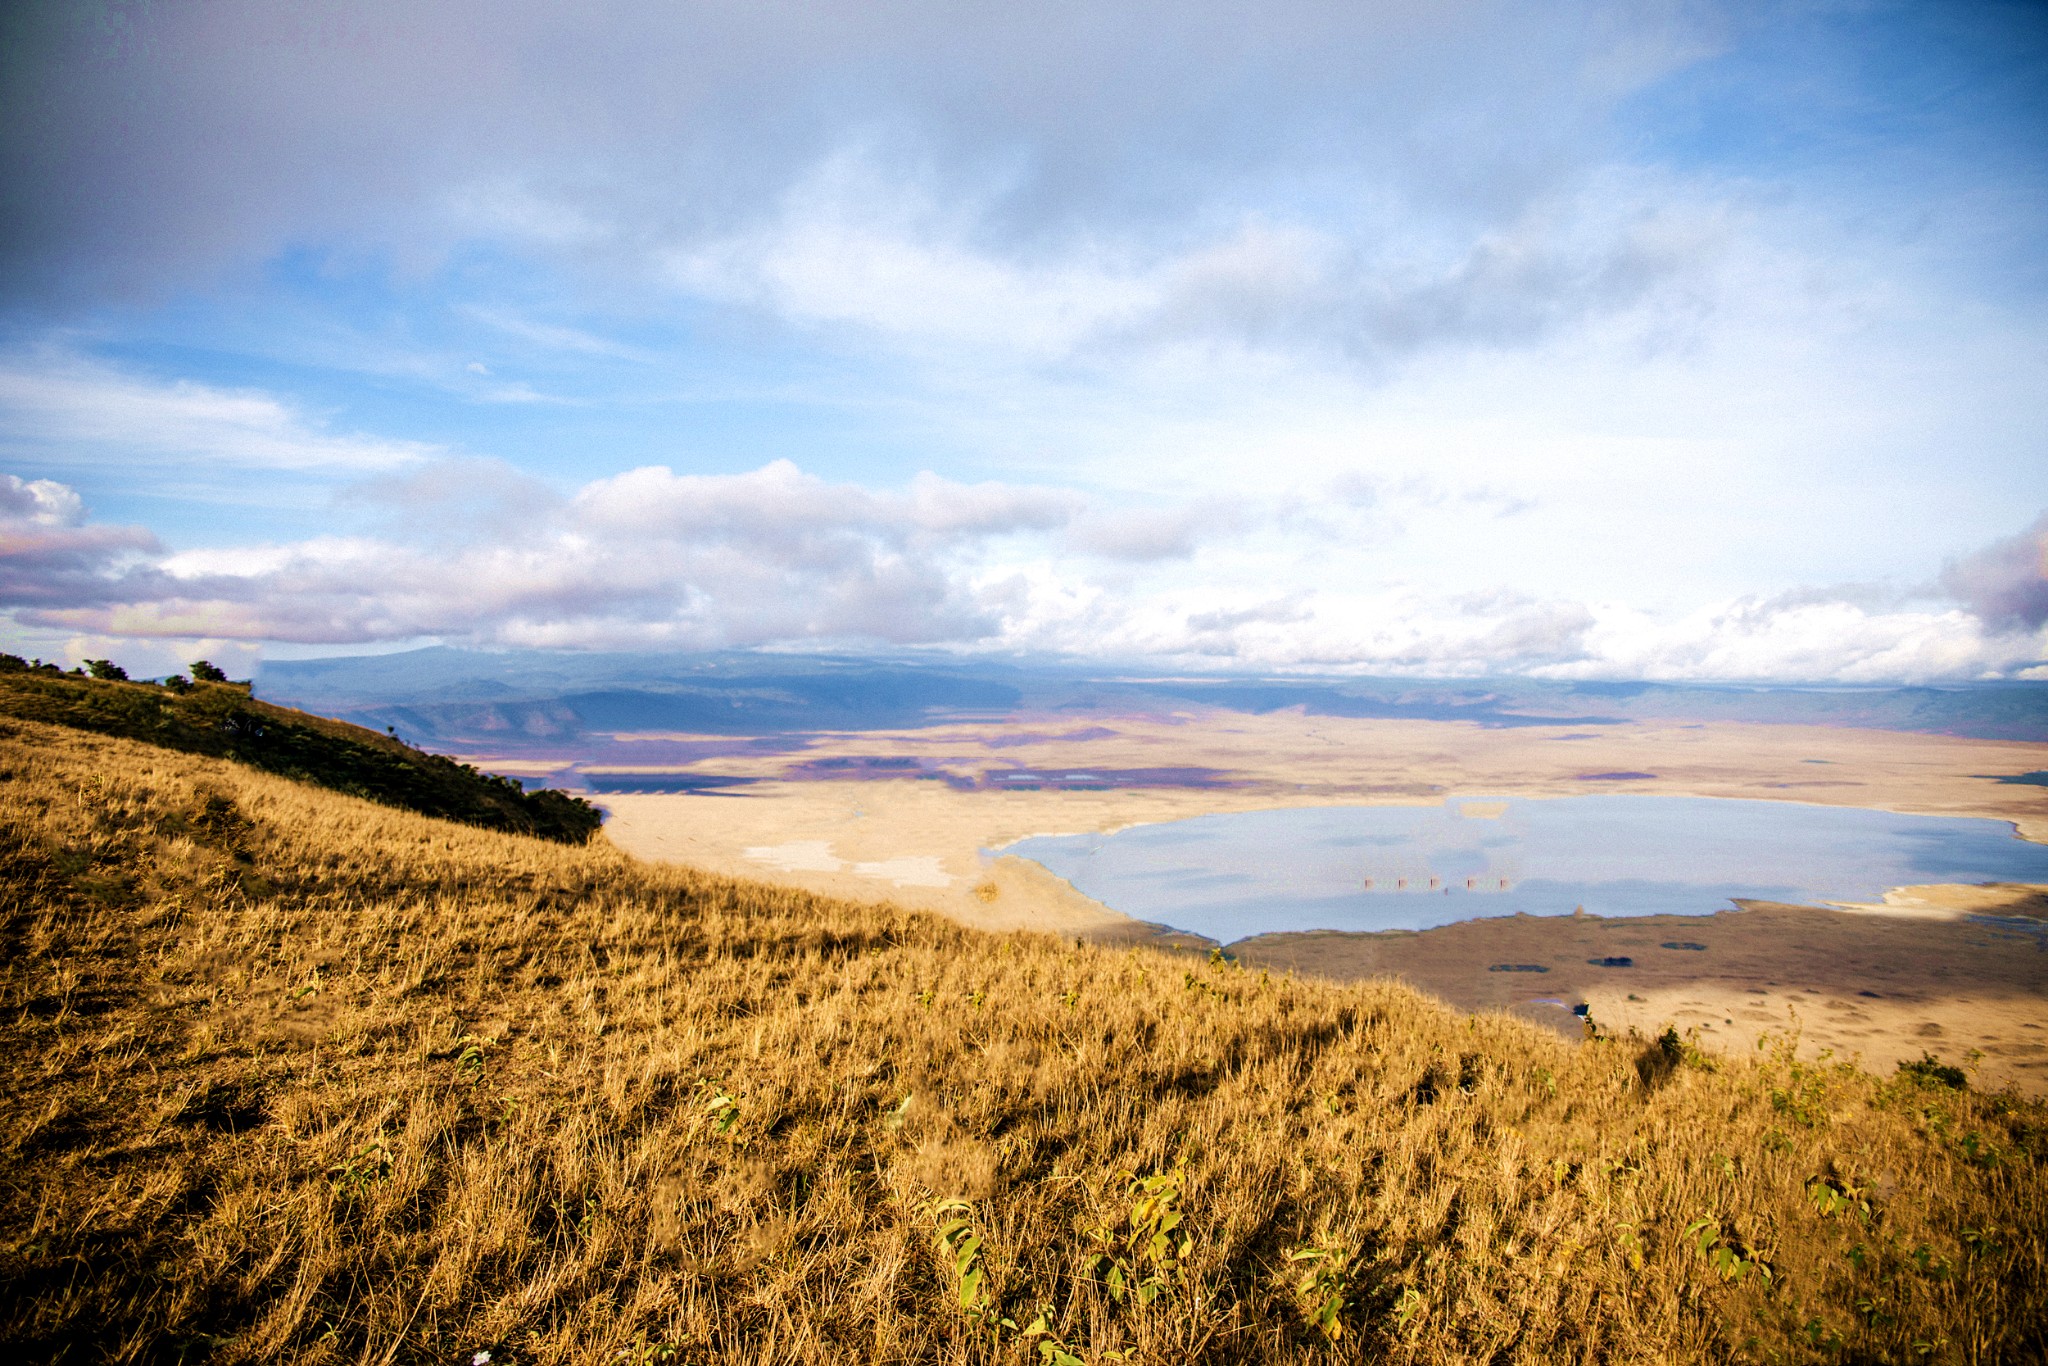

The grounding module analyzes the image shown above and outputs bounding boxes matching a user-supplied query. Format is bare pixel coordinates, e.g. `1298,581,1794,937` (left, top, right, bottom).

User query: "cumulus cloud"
0,352,437,473
0,474,81,526
959,563,2046,683
6,458,2042,683
569,461,1076,550
4,463,1082,649
0,474,163,608
1568,599,2043,685
5,0,2045,698
1121,182,1728,364
1940,510,2048,634
1175,596,1317,658
1068,500,1252,562
1459,596,1599,668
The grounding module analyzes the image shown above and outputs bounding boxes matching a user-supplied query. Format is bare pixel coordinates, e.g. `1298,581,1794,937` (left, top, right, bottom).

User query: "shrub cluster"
0,663,600,844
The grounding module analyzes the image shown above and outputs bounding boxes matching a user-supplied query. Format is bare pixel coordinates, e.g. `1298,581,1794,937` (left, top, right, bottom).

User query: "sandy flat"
538,707,2048,1088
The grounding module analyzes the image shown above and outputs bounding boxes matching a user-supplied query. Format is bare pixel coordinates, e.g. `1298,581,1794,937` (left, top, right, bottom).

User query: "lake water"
1001,796,2048,944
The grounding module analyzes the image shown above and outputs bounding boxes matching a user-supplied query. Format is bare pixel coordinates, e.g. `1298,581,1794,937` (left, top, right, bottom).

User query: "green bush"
0,670,602,844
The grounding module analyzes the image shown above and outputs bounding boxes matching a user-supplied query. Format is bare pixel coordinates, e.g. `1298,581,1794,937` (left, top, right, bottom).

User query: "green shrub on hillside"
0,668,600,843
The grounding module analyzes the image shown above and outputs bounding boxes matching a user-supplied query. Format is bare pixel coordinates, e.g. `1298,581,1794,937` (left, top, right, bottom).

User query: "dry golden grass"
2,716,2045,1364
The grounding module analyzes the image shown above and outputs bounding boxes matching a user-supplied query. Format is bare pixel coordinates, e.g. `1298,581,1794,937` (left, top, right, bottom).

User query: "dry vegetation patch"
1,718,2044,1364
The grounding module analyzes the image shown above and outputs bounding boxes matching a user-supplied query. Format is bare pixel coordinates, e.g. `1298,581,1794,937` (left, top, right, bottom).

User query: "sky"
1,0,2045,683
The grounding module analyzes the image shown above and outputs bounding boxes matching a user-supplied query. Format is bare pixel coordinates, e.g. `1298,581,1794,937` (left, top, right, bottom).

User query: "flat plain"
474,706,2048,1092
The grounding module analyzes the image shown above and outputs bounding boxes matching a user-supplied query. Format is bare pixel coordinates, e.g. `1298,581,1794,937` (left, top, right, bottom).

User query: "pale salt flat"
743,840,845,873
742,842,953,888
850,856,955,888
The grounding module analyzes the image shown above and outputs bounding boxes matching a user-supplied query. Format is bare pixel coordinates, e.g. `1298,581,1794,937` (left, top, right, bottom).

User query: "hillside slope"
1,716,2043,1364
0,665,600,843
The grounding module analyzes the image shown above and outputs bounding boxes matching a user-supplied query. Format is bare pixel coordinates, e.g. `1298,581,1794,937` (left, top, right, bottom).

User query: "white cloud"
569,460,1076,550
661,157,1730,377
1068,501,1251,562
0,473,83,526
664,157,1153,361
8,463,1075,649
5,458,2042,682
1566,599,2046,685
0,474,163,609
0,352,438,473
978,574,2047,684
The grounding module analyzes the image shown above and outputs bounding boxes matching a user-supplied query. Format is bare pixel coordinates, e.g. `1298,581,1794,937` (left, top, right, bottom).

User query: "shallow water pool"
1000,795,2048,943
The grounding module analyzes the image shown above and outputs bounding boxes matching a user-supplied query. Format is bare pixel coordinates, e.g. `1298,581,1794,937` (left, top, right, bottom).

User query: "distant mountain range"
254,647,2048,746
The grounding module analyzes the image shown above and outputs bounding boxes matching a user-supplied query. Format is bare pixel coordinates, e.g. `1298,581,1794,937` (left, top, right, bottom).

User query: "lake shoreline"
1227,898,2048,1094
1003,793,2048,943
588,710,2048,1087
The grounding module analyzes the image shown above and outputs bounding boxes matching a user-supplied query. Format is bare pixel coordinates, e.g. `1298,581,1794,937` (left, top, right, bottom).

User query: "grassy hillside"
0,665,600,843
1,717,2043,1364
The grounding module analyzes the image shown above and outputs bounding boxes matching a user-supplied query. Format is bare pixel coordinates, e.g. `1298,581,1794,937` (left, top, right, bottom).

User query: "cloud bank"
1,1,1715,304
5,467,2040,682
0,473,162,608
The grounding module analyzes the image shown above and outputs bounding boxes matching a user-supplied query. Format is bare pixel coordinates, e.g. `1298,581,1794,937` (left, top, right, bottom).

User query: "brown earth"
1230,901,2048,1095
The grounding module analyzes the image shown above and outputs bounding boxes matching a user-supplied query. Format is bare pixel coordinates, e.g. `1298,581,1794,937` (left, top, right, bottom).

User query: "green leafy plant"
612,1329,679,1364
1088,1163,1192,1306
1898,1053,1967,1090
932,1199,990,1318
1961,1226,2005,1262
327,1138,393,1198
1684,1217,1773,1287
1801,1315,1846,1352
697,1080,740,1135
1770,1060,1831,1129
1019,1309,1093,1365
1909,1243,1952,1282
1956,1129,2005,1167
1806,1174,1871,1223
1614,1222,1647,1272
1286,1243,1358,1340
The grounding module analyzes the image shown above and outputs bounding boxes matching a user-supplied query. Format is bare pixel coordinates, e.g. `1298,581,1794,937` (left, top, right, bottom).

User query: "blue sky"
1,0,2044,681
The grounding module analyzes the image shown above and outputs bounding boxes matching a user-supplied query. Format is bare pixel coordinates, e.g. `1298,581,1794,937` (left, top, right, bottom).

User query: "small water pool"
1000,795,2048,943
